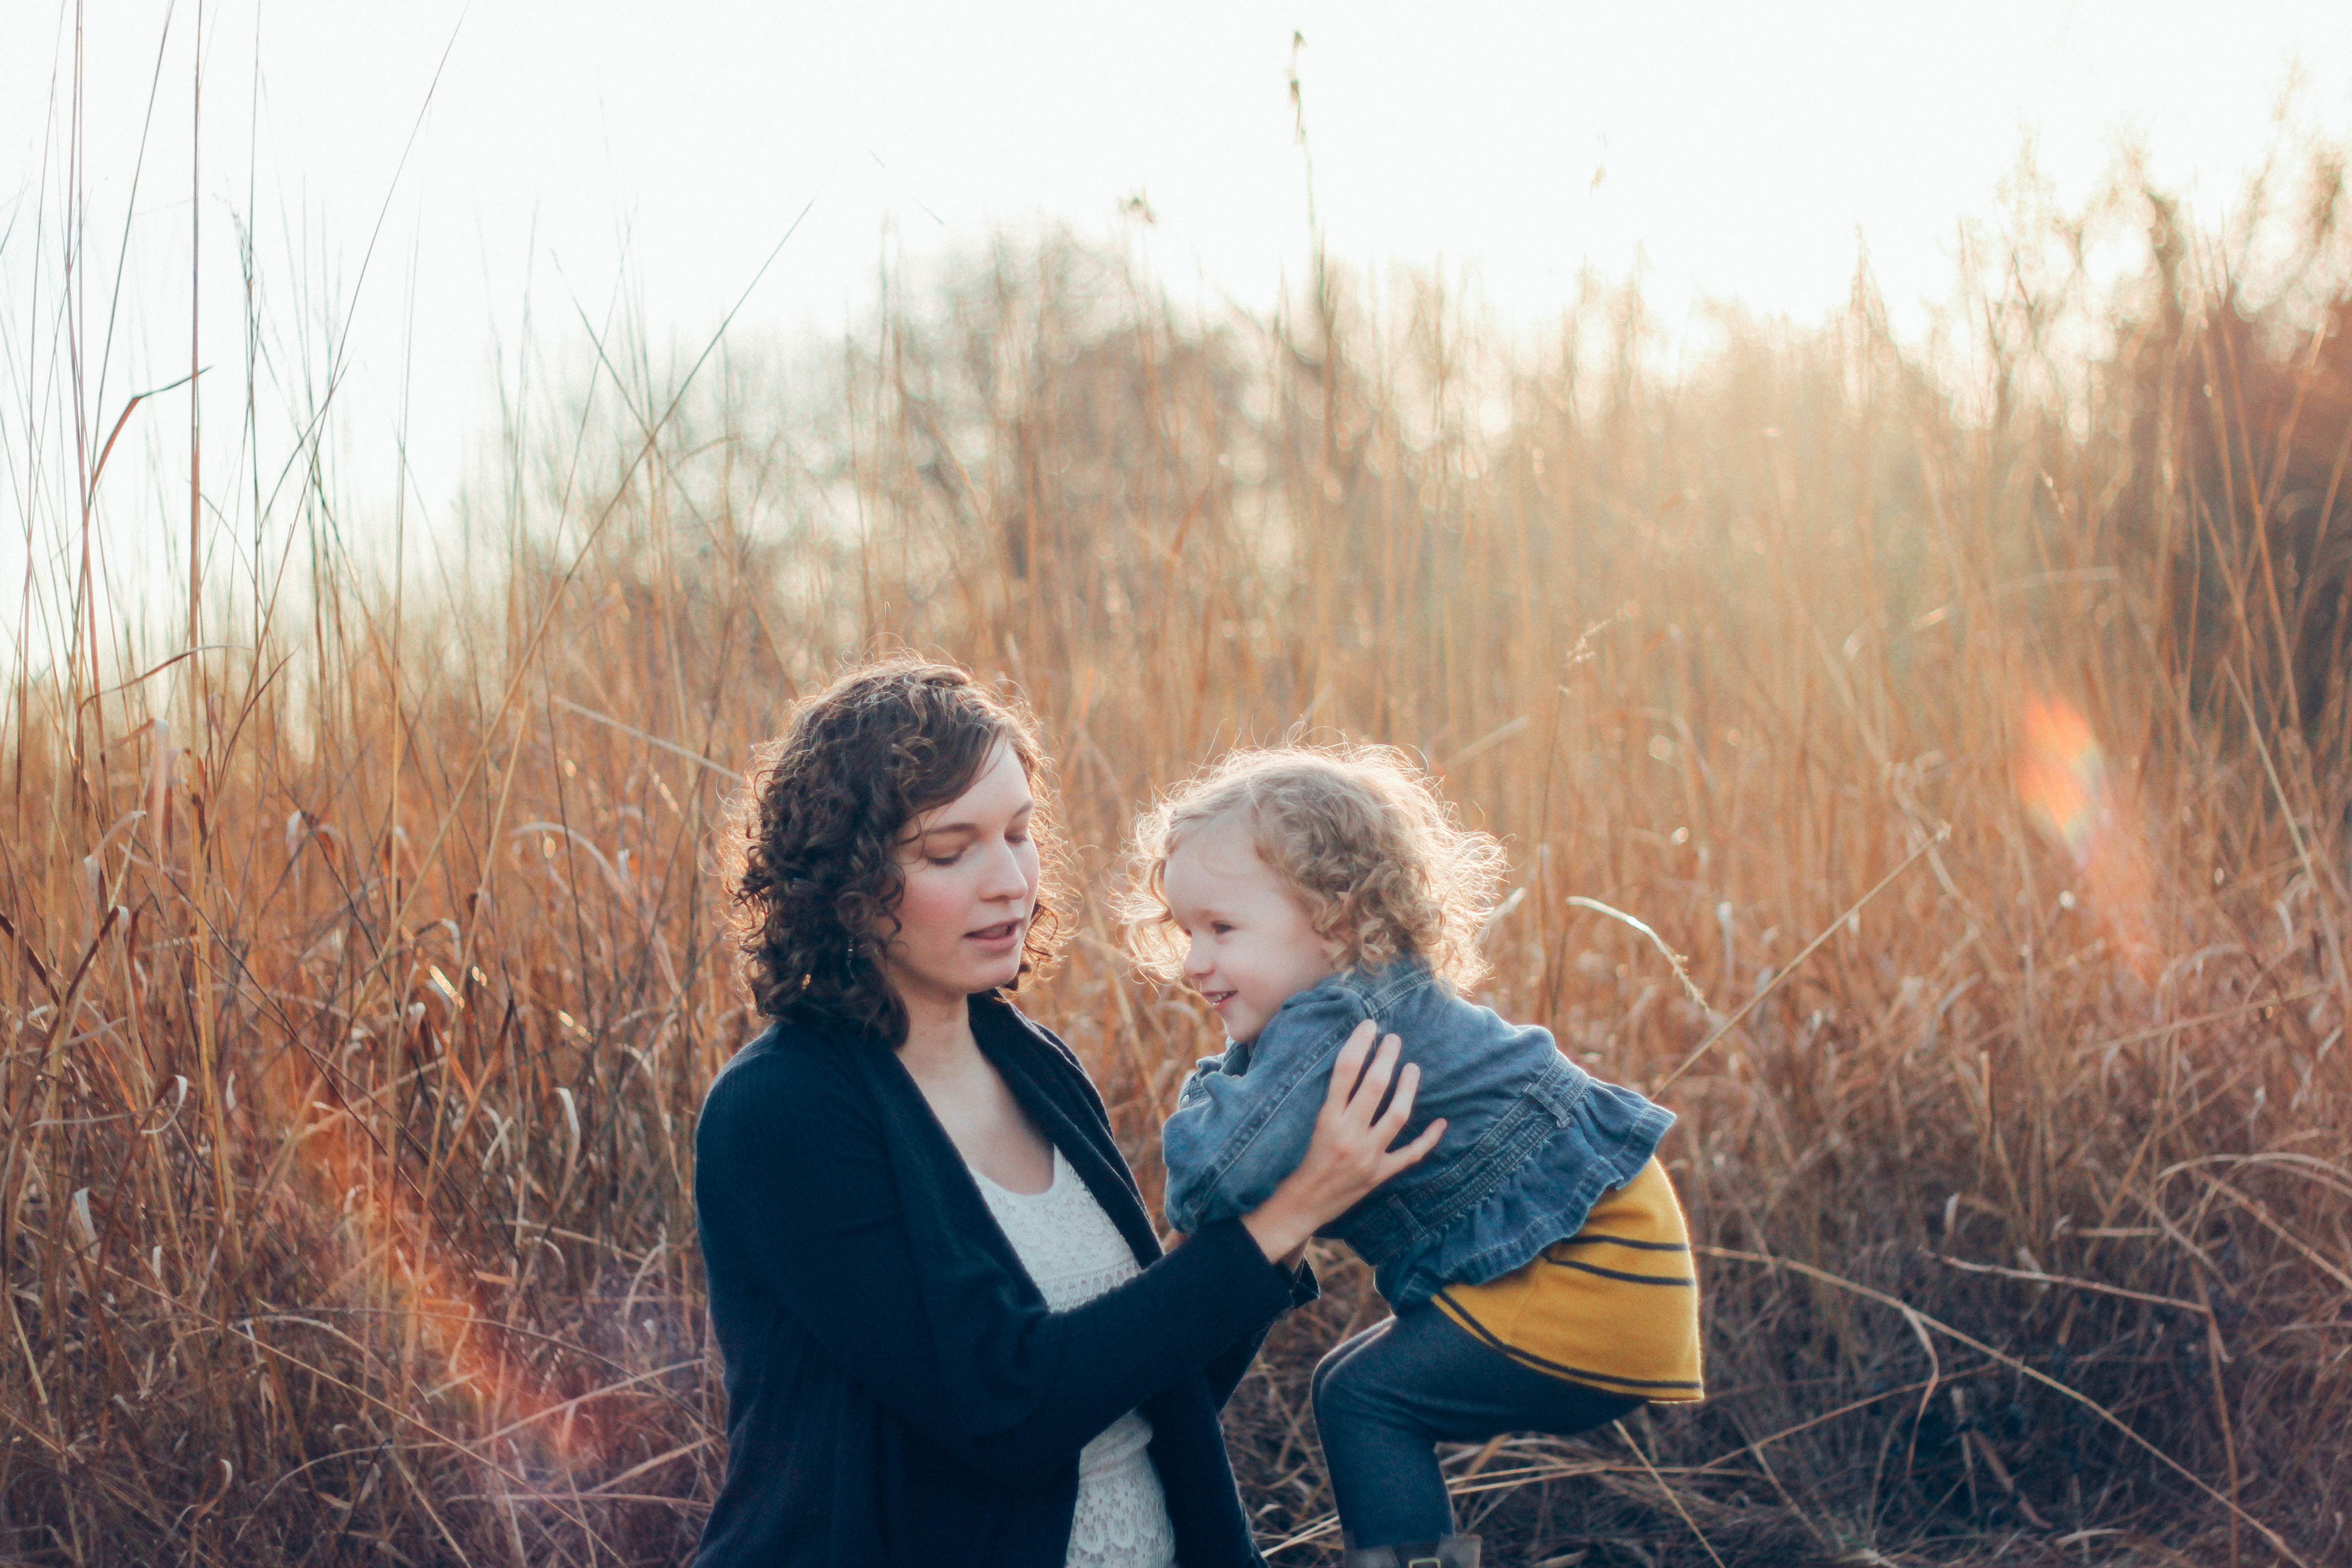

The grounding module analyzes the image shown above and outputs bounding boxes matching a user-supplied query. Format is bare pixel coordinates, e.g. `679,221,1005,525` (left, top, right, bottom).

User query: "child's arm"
1160,988,1378,1233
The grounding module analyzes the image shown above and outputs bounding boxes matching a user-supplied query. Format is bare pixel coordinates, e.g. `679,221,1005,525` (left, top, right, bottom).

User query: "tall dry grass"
6,164,2352,1565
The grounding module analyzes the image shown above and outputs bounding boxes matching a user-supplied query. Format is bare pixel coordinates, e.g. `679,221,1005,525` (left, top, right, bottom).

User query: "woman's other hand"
1240,1021,1444,1266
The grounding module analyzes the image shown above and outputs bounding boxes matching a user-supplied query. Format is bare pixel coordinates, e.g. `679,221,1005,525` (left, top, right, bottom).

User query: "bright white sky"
5,0,2352,643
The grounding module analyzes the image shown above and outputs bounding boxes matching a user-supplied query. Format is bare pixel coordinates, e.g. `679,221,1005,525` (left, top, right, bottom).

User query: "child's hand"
1239,1021,1445,1266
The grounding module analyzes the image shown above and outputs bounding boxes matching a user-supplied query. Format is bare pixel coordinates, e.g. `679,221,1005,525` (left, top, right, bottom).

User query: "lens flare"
264,1025,615,1494
2013,698,2106,866
2013,696,2155,974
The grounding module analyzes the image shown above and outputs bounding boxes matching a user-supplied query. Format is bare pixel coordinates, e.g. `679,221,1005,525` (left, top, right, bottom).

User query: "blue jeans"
1310,1307,1643,1545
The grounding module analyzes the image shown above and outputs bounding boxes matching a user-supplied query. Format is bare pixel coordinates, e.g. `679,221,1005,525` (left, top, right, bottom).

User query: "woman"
693,657,1441,1568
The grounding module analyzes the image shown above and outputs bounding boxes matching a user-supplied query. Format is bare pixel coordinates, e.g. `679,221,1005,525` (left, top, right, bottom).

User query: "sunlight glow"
282,1030,608,1483
2015,698,2107,867
2014,695,2156,972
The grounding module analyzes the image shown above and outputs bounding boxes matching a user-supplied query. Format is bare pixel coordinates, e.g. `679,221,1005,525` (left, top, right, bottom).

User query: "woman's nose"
977,839,1030,899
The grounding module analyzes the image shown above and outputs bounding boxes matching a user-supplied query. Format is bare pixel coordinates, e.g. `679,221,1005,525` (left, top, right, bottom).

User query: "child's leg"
1311,1306,1642,1547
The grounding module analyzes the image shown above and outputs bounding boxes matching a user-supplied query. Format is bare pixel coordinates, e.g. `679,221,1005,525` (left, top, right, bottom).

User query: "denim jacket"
1161,960,1674,1309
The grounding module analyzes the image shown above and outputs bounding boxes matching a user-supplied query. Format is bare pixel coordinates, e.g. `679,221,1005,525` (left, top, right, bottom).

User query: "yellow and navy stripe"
1431,1157,1705,1402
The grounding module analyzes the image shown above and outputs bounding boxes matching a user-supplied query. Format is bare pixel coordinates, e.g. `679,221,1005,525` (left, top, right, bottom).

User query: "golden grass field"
6,163,2352,1565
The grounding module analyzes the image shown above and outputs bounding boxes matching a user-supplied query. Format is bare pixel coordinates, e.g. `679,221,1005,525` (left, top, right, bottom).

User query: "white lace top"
969,1146,1178,1568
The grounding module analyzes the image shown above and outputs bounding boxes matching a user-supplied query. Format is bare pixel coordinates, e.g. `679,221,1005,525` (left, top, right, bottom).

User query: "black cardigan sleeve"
978,1003,1315,1418
1200,1258,1316,1410
695,1045,1301,1488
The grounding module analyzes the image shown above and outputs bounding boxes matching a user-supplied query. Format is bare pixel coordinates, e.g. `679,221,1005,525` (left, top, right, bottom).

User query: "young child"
1125,746,1703,1568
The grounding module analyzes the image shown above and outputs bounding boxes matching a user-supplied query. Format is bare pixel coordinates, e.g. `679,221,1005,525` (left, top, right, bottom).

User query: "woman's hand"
1240,1021,1445,1267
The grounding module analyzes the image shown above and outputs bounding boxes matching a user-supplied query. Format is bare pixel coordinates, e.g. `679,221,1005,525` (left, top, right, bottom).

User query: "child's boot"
1339,1534,1481,1568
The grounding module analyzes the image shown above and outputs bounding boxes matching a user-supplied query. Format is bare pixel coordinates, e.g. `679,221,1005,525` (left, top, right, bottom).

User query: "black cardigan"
691,992,1313,1568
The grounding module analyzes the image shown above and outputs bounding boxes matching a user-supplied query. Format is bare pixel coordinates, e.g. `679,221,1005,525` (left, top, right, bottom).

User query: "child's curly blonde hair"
1121,743,1510,990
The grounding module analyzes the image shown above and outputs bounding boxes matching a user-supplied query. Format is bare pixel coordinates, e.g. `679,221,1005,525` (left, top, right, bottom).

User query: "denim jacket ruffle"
1161,960,1673,1309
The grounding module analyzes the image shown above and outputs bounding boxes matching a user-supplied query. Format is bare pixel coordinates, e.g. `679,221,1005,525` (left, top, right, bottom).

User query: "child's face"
1160,814,1340,1043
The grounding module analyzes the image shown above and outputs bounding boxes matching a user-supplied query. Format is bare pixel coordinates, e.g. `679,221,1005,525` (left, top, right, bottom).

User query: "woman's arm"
696,1031,1431,1485
698,1054,1301,1486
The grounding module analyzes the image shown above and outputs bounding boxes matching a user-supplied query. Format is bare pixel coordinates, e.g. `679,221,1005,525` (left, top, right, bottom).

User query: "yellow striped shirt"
1431,1156,1704,1402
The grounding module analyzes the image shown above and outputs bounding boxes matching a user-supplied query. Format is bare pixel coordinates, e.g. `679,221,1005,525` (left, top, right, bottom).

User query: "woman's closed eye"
930,831,1027,865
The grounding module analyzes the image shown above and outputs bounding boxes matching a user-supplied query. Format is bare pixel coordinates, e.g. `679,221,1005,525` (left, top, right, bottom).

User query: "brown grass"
6,158,2352,1566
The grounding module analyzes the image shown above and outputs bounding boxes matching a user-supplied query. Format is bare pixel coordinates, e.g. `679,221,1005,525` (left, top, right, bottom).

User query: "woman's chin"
952,952,1025,994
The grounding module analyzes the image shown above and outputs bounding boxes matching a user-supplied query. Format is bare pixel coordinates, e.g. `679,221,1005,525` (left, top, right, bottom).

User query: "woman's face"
880,742,1040,1020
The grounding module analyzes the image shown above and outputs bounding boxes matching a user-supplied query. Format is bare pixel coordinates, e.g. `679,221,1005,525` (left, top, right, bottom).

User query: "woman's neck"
895,986,977,1076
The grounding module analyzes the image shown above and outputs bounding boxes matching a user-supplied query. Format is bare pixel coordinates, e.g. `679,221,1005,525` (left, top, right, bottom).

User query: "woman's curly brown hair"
1121,743,1509,991
725,656,1066,1045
